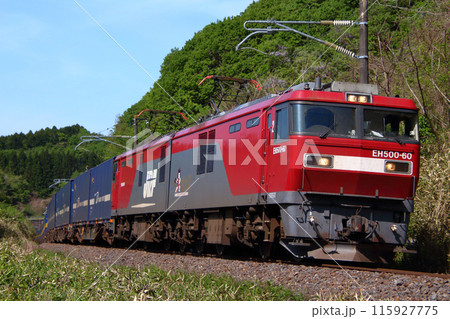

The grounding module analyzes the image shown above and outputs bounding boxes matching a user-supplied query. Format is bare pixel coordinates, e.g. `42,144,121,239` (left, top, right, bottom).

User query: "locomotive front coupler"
338,215,379,243
308,215,330,245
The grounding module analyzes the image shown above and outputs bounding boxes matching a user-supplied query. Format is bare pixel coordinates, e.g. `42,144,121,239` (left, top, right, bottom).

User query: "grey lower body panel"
277,192,412,262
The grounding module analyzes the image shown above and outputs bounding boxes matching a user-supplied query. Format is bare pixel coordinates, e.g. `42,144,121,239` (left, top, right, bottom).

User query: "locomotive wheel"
178,242,186,253
216,244,225,256
163,239,172,252
195,238,206,254
258,242,273,260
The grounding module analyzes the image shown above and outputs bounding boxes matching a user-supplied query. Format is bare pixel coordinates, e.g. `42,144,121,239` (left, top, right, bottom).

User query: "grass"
0,203,35,241
0,240,304,301
394,145,450,273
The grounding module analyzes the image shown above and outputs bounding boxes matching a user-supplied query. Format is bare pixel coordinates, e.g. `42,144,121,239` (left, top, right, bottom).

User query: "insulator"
333,20,354,26
335,46,356,58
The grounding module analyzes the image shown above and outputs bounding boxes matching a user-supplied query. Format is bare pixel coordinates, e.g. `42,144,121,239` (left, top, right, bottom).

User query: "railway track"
316,263,450,279
39,238,449,279
150,246,450,279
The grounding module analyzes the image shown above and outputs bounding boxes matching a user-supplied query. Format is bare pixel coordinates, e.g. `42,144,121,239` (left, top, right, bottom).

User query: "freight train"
37,79,420,263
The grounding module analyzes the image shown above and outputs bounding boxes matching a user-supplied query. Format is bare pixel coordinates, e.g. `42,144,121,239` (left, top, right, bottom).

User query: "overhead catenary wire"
236,19,364,59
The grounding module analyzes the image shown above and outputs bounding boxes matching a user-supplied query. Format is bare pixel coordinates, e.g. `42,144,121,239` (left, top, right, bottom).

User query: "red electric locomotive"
101,79,419,263
40,79,419,263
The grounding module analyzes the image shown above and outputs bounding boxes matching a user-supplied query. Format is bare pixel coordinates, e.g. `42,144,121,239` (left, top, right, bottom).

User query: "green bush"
406,148,450,273
0,170,30,205
0,203,35,242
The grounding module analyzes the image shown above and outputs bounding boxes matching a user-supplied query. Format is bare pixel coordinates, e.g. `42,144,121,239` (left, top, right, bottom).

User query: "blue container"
55,181,72,227
72,171,90,223
89,159,113,221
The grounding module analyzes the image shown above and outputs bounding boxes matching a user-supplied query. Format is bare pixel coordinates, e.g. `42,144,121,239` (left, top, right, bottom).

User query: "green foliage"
370,0,449,147
369,0,449,272
406,149,450,273
0,170,30,205
0,203,35,241
115,0,448,146
0,125,86,150
0,125,105,198
0,243,304,301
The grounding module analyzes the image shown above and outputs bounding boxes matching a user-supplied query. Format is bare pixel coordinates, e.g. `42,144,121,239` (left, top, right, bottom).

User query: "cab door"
111,159,120,211
259,107,275,199
263,104,291,195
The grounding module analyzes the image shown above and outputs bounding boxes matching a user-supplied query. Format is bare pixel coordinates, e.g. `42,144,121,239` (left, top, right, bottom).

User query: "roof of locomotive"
173,81,417,139
115,81,417,160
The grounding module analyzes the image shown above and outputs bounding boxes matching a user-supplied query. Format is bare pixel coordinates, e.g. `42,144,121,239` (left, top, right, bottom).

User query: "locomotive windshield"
291,103,356,137
363,109,418,142
290,103,419,142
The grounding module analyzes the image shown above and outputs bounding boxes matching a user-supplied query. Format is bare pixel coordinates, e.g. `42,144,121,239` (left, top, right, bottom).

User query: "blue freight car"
55,181,72,228
72,171,90,223
40,158,115,243
89,158,113,222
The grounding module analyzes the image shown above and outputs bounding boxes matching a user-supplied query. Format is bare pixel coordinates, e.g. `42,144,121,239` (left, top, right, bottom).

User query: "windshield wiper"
320,127,333,139
392,136,405,145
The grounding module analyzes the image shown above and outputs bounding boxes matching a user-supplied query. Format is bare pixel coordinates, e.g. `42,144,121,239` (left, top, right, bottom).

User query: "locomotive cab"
263,81,420,263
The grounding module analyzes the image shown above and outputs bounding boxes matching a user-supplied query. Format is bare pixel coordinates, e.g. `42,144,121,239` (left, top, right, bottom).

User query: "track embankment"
39,243,449,301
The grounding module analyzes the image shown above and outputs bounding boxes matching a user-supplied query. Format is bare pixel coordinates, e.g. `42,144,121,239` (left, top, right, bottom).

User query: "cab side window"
113,161,118,182
275,107,289,141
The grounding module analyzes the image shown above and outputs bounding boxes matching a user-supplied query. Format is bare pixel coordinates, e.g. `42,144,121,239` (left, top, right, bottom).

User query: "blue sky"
0,0,255,136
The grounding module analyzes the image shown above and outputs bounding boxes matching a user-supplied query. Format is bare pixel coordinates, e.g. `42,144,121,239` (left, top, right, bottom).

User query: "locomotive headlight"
305,154,333,168
384,161,411,174
347,94,358,102
346,93,372,103
385,162,396,171
358,95,368,103
318,157,331,167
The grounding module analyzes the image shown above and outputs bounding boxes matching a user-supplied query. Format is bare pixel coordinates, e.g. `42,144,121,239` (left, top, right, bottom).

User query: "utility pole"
359,0,369,84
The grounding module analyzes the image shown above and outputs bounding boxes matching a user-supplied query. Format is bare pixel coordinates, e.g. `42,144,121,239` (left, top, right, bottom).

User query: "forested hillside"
0,125,104,201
